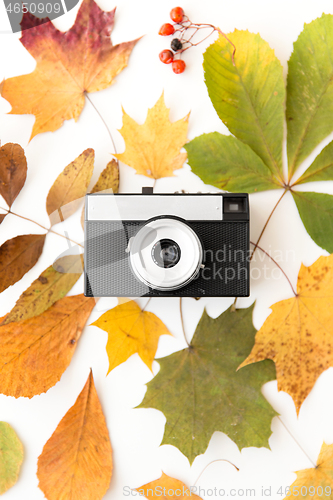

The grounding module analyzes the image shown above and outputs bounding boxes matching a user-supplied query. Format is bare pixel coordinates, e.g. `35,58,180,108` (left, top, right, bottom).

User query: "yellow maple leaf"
284,442,333,499
115,94,189,179
135,472,203,499
239,254,333,414
91,301,172,374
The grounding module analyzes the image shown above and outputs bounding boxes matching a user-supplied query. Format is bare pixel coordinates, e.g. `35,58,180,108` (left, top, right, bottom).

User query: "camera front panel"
84,219,249,297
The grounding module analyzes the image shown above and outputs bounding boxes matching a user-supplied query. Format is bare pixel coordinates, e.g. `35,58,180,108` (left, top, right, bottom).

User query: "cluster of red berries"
158,7,236,74
159,7,187,74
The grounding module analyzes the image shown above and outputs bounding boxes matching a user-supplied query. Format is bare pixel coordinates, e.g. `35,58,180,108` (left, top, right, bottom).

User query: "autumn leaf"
2,254,83,325
0,214,6,224
115,93,189,179
239,254,333,414
0,143,27,207
1,0,139,140
37,370,112,500
0,422,24,495
138,305,276,464
46,148,94,226
0,234,46,294
81,158,119,229
0,294,94,398
284,442,333,499
91,301,171,374
135,472,203,499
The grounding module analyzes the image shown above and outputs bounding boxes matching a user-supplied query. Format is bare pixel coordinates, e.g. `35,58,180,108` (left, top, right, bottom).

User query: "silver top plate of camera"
85,194,223,221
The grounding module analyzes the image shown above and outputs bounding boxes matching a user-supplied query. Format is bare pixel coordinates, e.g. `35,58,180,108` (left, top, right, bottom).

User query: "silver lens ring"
130,217,203,291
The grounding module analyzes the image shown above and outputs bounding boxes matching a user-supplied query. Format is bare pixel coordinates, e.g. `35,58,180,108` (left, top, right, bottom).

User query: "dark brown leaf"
0,143,27,207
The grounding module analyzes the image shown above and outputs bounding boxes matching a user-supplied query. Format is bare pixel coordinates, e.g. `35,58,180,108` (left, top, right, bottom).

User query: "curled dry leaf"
0,233,46,294
0,294,94,398
46,148,94,226
37,370,112,500
1,0,139,140
239,254,333,414
0,422,24,495
0,143,27,207
2,254,83,325
81,158,119,229
136,472,203,499
115,93,189,179
91,300,171,374
284,442,333,499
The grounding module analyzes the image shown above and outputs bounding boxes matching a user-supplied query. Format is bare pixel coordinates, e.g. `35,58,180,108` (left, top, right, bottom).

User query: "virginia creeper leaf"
2,254,83,325
91,301,171,374
0,234,46,294
136,472,203,499
0,294,94,397
203,31,285,180
1,0,139,140
46,149,94,226
0,143,27,207
240,254,333,413
115,94,188,179
81,158,119,229
0,422,24,495
292,191,333,253
287,14,333,178
283,442,333,499
294,140,333,184
138,305,277,464
37,371,112,500
185,132,281,193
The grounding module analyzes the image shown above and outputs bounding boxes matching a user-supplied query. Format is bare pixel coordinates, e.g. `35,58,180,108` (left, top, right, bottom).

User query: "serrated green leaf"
287,14,333,179
203,30,285,181
138,305,277,464
2,254,83,325
185,132,281,193
295,140,333,185
292,191,333,252
0,421,24,494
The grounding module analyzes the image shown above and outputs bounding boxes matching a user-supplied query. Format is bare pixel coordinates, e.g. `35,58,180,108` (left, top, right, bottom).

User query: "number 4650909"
277,486,332,496
6,3,61,14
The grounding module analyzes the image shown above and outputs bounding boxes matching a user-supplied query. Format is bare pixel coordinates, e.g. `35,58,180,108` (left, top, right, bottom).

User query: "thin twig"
193,459,239,486
250,241,297,296
1,206,83,248
85,93,119,165
180,297,190,347
277,416,317,468
141,297,152,312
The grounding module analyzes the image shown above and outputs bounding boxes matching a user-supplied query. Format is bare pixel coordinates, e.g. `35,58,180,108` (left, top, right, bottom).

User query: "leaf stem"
0,206,83,248
85,93,119,166
193,458,239,486
277,416,317,468
250,241,297,296
180,298,190,347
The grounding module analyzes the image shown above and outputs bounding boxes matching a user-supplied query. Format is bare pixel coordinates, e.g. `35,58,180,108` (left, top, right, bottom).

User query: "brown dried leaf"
0,143,27,207
0,214,6,224
37,370,112,500
81,159,119,229
46,149,94,226
0,294,95,397
2,254,83,325
0,234,46,294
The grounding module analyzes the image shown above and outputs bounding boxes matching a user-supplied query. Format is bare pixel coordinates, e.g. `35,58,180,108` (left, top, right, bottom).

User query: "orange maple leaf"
1,0,139,139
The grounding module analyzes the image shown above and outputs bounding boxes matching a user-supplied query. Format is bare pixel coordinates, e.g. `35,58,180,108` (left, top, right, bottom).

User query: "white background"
1,0,333,498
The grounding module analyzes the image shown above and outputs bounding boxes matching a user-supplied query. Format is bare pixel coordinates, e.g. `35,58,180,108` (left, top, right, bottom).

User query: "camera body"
84,191,250,298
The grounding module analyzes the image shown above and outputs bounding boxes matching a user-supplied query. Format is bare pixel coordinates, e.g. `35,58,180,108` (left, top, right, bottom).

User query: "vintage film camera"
84,189,250,297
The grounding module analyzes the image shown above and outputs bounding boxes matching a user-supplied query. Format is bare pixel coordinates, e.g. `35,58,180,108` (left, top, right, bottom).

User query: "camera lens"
152,239,181,268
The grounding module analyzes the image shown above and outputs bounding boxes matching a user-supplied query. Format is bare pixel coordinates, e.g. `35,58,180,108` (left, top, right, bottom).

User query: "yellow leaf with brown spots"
239,254,333,414
91,301,171,374
115,94,189,179
284,442,333,499
135,472,203,499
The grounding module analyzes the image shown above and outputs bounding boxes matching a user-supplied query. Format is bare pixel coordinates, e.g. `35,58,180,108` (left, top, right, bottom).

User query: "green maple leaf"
138,305,277,464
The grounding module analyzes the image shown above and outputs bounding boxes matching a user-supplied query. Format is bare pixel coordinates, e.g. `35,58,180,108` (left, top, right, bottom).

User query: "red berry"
159,50,174,64
172,59,186,74
170,7,184,23
159,23,175,36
